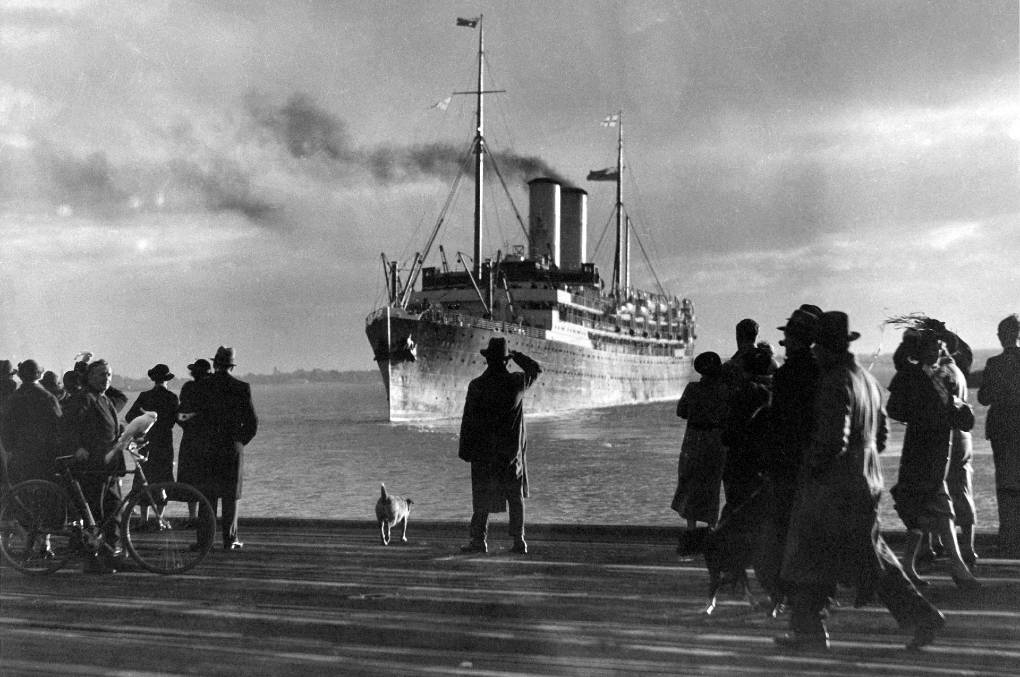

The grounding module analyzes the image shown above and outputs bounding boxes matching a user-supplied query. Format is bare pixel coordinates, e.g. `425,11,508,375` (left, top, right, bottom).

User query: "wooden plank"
2,521,1018,676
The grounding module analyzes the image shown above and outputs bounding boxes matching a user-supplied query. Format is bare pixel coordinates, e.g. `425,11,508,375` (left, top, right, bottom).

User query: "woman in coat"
175,359,210,523
126,364,179,525
887,331,979,587
672,351,728,532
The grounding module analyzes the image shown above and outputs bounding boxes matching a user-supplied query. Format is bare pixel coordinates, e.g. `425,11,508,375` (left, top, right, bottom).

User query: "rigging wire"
486,150,531,243
623,206,668,298
622,162,671,297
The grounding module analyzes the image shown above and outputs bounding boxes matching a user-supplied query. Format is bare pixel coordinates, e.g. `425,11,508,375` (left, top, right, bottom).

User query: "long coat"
0,382,62,483
781,353,897,598
126,386,179,486
186,372,258,499
978,347,1020,492
671,375,729,525
458,353,541,513
174,378,205,487
886,362,957,527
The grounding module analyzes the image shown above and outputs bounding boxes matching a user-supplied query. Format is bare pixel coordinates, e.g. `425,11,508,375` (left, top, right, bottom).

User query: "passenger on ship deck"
672,351,728,545
458,337,541,555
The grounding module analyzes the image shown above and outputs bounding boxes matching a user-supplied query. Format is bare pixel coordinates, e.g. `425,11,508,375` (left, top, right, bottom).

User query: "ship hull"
366,311,693,422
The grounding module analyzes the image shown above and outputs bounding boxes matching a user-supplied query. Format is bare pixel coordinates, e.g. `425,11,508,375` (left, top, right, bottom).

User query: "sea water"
137,381,999,530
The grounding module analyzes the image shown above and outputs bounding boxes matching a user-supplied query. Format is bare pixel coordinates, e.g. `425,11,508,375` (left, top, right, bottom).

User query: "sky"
1,0,1018,378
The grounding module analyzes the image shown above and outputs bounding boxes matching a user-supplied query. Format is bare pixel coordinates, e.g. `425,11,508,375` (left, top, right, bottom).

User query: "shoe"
225,540,244,551
906,611,946,650
915,549,937,566
510,540,528,555
459,542,487,554
961,550,978,567
773,632,830,652
951,572,982,590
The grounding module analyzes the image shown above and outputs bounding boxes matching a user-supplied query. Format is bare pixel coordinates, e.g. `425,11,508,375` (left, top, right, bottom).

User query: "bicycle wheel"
122,481,215,574
0,480,79,575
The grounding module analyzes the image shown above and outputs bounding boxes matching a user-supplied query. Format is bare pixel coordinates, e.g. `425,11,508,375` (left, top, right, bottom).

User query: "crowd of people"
1,311,1017,651
0,346,258,573
671,308,1020,651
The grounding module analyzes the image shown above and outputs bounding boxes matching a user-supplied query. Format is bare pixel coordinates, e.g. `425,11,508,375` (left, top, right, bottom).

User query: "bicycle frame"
3,441,216,575
56,442,165,555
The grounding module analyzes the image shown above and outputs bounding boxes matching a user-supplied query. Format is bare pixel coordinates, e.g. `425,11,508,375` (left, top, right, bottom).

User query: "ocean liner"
365,17,696,422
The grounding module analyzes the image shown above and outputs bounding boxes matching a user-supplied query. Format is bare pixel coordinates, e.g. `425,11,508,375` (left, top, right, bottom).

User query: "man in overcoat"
978,313,1020,557
188,346,258,551
65,359,125,573
1,359,62,485
757,305,821,606
458,337,541,554
777,312,944,652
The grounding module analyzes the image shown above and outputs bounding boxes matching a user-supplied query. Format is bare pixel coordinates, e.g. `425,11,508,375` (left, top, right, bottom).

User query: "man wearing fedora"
187,347,258,551
1,360,62,486
777,311,945,652
458,337,541,554
757,304,822,606
125,364,180,526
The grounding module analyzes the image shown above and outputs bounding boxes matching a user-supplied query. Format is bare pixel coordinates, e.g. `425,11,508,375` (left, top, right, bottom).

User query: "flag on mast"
601,113,619,127
587,168,619,182
456,17,479,28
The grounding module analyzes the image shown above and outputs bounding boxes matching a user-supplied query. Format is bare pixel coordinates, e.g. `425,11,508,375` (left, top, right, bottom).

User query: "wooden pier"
2,520,1018,675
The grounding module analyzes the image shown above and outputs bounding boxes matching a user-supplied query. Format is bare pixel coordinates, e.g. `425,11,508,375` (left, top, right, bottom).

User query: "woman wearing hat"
672,351,729,542
125,364,180,527
886,330,980,589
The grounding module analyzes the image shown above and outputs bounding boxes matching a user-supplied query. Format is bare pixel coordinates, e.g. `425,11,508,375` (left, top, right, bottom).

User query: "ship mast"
611,111,625,298
472,18,485,279
451,16,503,279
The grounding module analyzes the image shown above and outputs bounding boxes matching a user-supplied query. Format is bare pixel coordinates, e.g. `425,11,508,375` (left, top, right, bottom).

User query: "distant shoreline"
111,347,1000,392
113,369,378,392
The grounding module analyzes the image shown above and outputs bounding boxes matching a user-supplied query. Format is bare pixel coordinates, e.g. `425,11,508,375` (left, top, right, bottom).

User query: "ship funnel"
528,178,560,267
560,187,587,270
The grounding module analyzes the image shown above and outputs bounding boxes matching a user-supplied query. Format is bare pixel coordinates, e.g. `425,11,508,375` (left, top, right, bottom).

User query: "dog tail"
380,483,387,499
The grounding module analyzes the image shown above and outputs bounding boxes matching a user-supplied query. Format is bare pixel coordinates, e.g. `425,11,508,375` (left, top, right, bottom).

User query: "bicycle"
0,441,216,575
